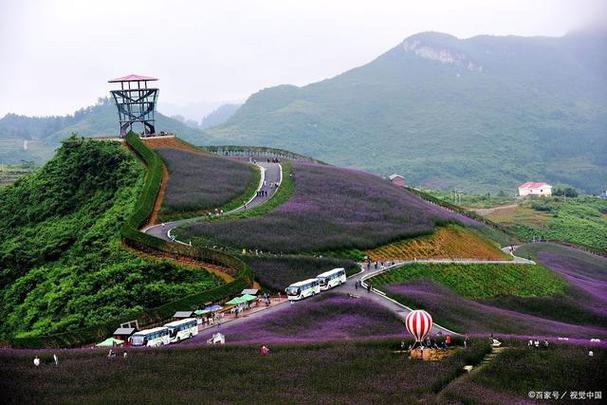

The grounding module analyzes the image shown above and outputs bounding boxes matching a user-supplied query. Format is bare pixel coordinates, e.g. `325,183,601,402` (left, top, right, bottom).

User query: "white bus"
285,278,321,301
316,268,346,291
164,318,198,343
129,327,170,347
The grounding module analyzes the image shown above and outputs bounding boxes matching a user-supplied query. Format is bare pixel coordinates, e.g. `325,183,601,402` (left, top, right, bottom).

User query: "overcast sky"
0,0,604,118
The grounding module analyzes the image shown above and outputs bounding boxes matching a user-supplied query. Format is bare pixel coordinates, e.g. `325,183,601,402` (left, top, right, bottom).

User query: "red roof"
519,182,550,189
108,74,158,83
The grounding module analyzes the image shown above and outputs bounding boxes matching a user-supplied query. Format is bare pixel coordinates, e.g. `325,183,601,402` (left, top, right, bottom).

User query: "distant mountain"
206,31,607,193
200,104,241,129
0,98,207,164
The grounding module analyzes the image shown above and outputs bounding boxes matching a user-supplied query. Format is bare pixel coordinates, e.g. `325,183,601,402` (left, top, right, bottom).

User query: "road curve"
144,161,282,243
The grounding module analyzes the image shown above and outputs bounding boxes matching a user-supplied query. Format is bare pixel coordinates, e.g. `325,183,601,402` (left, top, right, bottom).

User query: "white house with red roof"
518,182,552,197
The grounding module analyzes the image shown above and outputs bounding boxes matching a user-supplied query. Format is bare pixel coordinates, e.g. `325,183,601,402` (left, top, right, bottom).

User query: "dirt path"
474,203,518,217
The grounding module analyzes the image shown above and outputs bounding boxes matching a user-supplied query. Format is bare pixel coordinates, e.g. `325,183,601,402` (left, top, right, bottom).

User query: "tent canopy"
226,294,257,305
205,304,223,312
194,309,210,315
96,337,124,347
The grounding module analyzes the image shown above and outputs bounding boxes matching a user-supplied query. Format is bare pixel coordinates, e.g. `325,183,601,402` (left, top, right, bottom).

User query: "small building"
240,288,259,296
518,182,552,197
173,311,193,319
389,174,406,188
112,327,136,343
601,189,607,199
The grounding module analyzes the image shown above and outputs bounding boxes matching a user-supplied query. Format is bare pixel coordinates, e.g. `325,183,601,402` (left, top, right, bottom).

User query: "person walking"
33,356,40,367
355,280,358,290
367,283,371,293
53,353,58,366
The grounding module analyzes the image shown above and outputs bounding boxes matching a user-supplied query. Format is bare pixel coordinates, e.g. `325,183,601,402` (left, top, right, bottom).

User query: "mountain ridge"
206,31,607,193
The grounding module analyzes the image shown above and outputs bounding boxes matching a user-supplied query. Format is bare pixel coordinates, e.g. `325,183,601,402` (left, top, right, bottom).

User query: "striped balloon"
405,310,433,342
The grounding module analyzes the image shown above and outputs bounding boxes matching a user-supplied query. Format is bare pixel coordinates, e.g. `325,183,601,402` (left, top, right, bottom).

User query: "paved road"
144,161,281,242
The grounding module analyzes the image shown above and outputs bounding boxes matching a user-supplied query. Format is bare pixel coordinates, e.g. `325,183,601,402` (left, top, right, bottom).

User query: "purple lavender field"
182,162,483,253
157,148,256,215
387,280,607,338
193,293,404,344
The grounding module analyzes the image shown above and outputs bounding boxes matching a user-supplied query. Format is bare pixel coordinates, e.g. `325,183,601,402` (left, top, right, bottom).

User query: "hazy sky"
0,0,604,118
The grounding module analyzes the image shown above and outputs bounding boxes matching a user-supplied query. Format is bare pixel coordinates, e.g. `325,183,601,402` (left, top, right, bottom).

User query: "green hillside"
207,31,607,193
0,137,218,339
0,98,207,165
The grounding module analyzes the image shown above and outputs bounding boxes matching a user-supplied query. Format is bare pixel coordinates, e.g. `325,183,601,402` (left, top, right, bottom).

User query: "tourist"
464,336,469,349
355,281,358,290
123,352,128,359
534,340,540,348
33,356,40,367
53,353,59,366
528,339,533,348
260,345,270,355
543,339,549,348
367,283,371,293
445,335,451,347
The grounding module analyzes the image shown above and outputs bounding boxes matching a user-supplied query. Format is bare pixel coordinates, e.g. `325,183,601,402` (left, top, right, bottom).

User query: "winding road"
144,161,282,242
140,155,537,343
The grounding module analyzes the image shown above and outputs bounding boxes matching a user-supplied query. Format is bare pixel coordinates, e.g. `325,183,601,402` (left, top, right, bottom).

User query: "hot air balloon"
405,310,433,344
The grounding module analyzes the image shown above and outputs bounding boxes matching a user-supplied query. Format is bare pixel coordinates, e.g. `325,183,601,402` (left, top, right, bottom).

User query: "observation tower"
108,74,159,136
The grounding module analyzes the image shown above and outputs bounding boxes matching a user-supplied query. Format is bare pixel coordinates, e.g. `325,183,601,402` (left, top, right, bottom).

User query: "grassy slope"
0,137,219,339
496,197,607,252
371,263,565,299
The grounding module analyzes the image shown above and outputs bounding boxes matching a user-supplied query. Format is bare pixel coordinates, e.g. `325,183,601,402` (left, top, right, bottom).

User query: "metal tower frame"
108,74,159,136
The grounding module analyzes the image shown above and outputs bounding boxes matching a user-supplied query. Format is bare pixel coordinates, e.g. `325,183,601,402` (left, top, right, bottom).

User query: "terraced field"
367,225,509,261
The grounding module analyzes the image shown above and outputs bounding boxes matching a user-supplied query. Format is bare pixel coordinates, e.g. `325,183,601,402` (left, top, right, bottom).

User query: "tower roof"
108,74,158,83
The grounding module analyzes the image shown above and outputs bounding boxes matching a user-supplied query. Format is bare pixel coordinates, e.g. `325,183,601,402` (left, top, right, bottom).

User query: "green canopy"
226,294,257,305
226,296,244,305
96,337,124,347
194,309,211,315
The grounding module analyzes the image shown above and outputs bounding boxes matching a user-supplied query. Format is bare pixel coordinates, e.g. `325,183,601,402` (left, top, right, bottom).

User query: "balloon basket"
409,347,457,362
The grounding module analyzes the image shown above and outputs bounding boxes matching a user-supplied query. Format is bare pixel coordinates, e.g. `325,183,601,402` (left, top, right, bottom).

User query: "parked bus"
316,268,346,291
285,278,321,301
129,327,170,347
164,318,198,343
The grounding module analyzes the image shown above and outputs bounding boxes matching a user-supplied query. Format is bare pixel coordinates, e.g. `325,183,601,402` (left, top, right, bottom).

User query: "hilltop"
0,99,206,164
206,30,607,193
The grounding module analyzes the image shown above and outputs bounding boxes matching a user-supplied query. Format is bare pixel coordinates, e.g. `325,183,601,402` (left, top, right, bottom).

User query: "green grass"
488,197,607,252
370,263,566,299
0,136,221,342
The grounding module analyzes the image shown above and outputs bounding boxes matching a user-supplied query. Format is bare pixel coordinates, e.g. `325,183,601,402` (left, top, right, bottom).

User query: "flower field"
245,255,359,291
181,162,486,253
384,280,607,337
367,225,510,261
370,248,607,337
0,340,491,403
194,293,404,344
443,344,607,404
155,148,258,220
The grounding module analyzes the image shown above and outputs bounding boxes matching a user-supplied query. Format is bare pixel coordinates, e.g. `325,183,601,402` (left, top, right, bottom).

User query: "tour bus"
316,268,346,291
285,278,321,301
129,327,170,347
164,318,198,343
